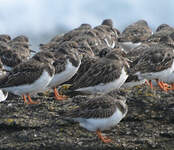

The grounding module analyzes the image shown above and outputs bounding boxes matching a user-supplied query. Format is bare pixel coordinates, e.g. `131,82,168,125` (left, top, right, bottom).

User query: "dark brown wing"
53,56,67,74
0,60,45,88
131,45,174,74
63,56,97,84
119,20,152,42
66,95,117,119
70,58,123,89
0,50,22,67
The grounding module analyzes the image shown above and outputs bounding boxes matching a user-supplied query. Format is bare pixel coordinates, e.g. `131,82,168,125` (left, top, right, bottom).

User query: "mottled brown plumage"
126,43,150,62
0,51,55,88
101,19,113,28
65,95,127,119
78,23,92,30
156,24,174,33
147,29,174,45
63,55,97,85
0,34,11,43
53,47,81,74
0,49,22,69
59,41,79,49
10,35,31,57
63,25,92,42
50,34,64,43
11,35,29,43
119,20,152,43
77,40,94,57
0,41,11,52
131,44,174,74
69,49,129,90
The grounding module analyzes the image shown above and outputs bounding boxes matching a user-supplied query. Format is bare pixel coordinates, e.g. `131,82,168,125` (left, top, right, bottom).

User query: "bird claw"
96,130,112,143
54,87,68,100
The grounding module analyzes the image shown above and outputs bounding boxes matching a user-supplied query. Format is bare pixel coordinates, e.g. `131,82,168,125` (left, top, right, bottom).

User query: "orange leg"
96,129,112,143
172,83,174,90
156,79,169,92
156,80,167,92
145,80,150,86
54,87,67,100
167,83,174,90
149,80,153,89
161,81,171,89
23,95,30,104
27,94,39,104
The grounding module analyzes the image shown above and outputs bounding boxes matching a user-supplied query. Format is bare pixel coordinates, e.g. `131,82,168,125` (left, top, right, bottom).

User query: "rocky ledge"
0,85,174,150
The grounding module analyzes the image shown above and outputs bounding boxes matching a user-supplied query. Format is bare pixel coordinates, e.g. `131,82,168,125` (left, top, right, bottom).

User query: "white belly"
138,61,174,82
3,65,12,71
74,109,124,131
164,71,174,83
121,79,147,89
0,90,8,102
104,38,115,48
76,68,128,94
2,70,53,96
120,42,141,52
48,59,80,88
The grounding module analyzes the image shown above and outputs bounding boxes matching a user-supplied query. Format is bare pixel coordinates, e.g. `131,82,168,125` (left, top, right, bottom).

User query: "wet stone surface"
0,85,174,150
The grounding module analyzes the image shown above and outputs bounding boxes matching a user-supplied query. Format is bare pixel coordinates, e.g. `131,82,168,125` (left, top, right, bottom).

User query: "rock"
0,84,174,150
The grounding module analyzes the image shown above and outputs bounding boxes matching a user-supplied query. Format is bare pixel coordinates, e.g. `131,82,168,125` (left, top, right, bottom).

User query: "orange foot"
165,83,174,90
156,79,170,92
96,129,112,143
146,80,153,89
171,83,174,90
22,94,39,104
54,87,67,100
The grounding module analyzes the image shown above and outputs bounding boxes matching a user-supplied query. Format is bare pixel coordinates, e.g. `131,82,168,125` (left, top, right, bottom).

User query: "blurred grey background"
0,0,173,50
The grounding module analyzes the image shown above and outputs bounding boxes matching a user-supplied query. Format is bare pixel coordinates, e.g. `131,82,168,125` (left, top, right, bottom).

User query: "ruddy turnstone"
0,41,11,52
63,23,92,42
130,44,174,91
0,47,22,71
93,19,119,50
47,47,82,100
101,19,120,36
40,40,78,52
64,95,128,143
77,40,94,57
59,41,79,50
121,44,150,88
101,19,114,28
0,58,8,102
0,36,33,71
62,47,123,88
147,24,174,45
119,20,152,52
9,35,35,59
156,24,174,33
0,51,55,104
50,33,64,43
63,52,97,86
0,34,11,43
63,49,129,95
61,41,95,85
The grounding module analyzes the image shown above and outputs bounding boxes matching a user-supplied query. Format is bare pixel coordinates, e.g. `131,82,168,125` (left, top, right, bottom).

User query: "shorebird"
0,34,11,43
64,95,128,143
130,44,174,91
61,49,129,96
119,20,152,52
0,51,55,104
0,58,8,102
0,35,34,71
47,47,82,100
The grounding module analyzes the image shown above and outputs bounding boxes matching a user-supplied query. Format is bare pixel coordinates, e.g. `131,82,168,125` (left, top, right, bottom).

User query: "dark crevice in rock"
0,123,40,132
